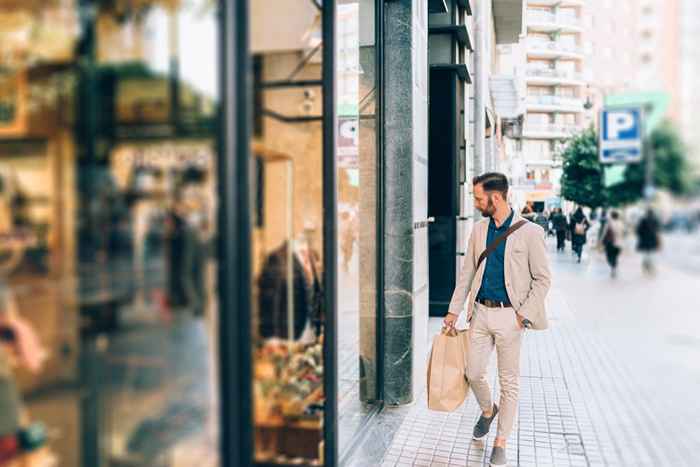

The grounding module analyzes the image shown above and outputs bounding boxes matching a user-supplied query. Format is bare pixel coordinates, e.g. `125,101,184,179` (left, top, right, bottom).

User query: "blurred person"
339,210,357,272
443,172,551,467
520,203,535,221
164,206,204,316
599,211,625,278
597,209,608,243
534,210,549,235
570,207,590,263
552,208,568,252
636,208,661,275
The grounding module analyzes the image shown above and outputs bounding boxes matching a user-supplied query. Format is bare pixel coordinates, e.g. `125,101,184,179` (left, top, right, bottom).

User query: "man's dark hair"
473,172,509,199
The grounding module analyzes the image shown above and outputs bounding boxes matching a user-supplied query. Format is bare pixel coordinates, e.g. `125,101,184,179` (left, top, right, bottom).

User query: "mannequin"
257,233,323,343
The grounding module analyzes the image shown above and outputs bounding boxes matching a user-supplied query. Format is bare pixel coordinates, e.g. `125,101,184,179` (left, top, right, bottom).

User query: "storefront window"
336,0,379,455
249,2,327,465
0,1,220,466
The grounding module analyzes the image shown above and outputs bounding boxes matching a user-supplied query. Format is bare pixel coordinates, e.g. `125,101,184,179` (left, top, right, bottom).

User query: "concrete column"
473,0,489,177
383,0,429,406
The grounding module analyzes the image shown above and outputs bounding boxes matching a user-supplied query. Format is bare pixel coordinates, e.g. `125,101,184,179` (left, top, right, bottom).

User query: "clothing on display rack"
257,241,323,342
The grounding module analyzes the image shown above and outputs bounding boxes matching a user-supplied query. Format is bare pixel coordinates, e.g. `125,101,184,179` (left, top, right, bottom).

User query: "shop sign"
337,117,358,167
120,144,212,168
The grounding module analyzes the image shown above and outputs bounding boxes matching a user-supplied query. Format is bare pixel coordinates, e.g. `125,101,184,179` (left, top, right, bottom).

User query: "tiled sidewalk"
349,294,607,467
346,242,700,467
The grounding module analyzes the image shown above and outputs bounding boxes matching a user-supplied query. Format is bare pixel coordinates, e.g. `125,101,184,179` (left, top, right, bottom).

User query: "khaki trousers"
466,303,524,440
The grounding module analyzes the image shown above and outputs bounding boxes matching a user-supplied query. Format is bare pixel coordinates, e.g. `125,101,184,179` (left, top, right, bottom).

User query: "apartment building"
503,0,586,211
679,0,700,174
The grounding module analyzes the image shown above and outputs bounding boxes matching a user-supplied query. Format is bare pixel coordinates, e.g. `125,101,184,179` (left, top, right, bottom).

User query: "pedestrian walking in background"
597,208,609,243
599,210,625,278
570,207,590,263
443,172,551,467
636,208,661,275
551,208,568,252
534,210,549,235
520,203,535,222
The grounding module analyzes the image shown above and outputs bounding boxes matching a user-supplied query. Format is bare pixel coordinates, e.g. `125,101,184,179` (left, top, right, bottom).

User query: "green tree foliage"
560,121,693,207
559,127,606,208
607,121,693,206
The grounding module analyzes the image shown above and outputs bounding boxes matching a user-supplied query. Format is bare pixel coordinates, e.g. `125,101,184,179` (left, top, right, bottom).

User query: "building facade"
679,0,700,174
0,1,525,467
498,0,586,211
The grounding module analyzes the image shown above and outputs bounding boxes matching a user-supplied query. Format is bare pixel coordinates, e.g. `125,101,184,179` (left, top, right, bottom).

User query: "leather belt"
476,298,512,308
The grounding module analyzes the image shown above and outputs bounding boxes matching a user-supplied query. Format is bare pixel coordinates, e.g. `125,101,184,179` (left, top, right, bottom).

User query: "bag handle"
476,219,528,270
441,326,459,337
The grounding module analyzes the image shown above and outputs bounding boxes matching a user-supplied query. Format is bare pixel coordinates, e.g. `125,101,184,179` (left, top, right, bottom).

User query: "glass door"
247,2,333,465
335,0,381,457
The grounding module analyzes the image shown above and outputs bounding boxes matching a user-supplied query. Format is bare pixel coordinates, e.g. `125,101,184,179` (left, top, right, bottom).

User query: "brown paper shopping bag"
426,327,470,412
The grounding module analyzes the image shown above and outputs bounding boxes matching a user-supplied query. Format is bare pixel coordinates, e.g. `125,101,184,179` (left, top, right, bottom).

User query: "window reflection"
336,0,379,455
0,1,220,466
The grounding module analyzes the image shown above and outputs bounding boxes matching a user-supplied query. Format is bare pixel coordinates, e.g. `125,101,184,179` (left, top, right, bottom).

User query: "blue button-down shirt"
477,210,514,304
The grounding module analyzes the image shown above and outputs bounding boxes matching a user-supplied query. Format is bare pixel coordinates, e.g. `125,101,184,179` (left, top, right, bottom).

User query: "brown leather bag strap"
476,219,528,270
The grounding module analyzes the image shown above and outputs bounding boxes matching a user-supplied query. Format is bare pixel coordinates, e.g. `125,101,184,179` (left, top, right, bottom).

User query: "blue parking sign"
599,107,643,163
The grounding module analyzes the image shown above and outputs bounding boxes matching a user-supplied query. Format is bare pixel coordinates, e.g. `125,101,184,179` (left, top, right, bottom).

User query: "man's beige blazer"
447,213,552,330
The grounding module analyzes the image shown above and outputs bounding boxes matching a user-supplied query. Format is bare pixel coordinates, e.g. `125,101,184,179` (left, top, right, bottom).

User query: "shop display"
0,71,27,137
0,155,54,276
254,339,324,463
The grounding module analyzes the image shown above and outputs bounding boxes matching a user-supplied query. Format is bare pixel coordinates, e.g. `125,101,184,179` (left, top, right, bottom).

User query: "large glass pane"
0,2,220,466
249,2,326,465
336,0,379,454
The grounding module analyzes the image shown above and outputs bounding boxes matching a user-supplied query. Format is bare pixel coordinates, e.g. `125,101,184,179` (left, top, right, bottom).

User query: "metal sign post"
599,107,654,202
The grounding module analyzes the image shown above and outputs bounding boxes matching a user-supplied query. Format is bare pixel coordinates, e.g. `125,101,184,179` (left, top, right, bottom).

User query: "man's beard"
477,197,497,217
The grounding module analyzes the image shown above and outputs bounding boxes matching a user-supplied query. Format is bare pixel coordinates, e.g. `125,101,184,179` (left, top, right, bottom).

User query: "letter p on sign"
607,112,634,139
605,110,639,140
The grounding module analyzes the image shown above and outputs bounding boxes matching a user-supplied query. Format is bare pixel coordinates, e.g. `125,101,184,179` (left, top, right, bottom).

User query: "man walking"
443,173,551,466
552,208,568,252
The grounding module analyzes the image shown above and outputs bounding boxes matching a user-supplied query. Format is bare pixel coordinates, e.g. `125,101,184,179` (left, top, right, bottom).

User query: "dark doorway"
428,69,460,317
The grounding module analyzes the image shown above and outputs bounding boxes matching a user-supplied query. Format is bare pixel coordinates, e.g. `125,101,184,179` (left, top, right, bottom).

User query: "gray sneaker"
490,446,507,466
472,404,498,440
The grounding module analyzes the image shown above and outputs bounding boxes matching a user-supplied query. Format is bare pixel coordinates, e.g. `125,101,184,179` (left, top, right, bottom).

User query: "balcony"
524,67,585,85
521,123,582,139
526,39,584,60
527,10,583,32
526,94,584,112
